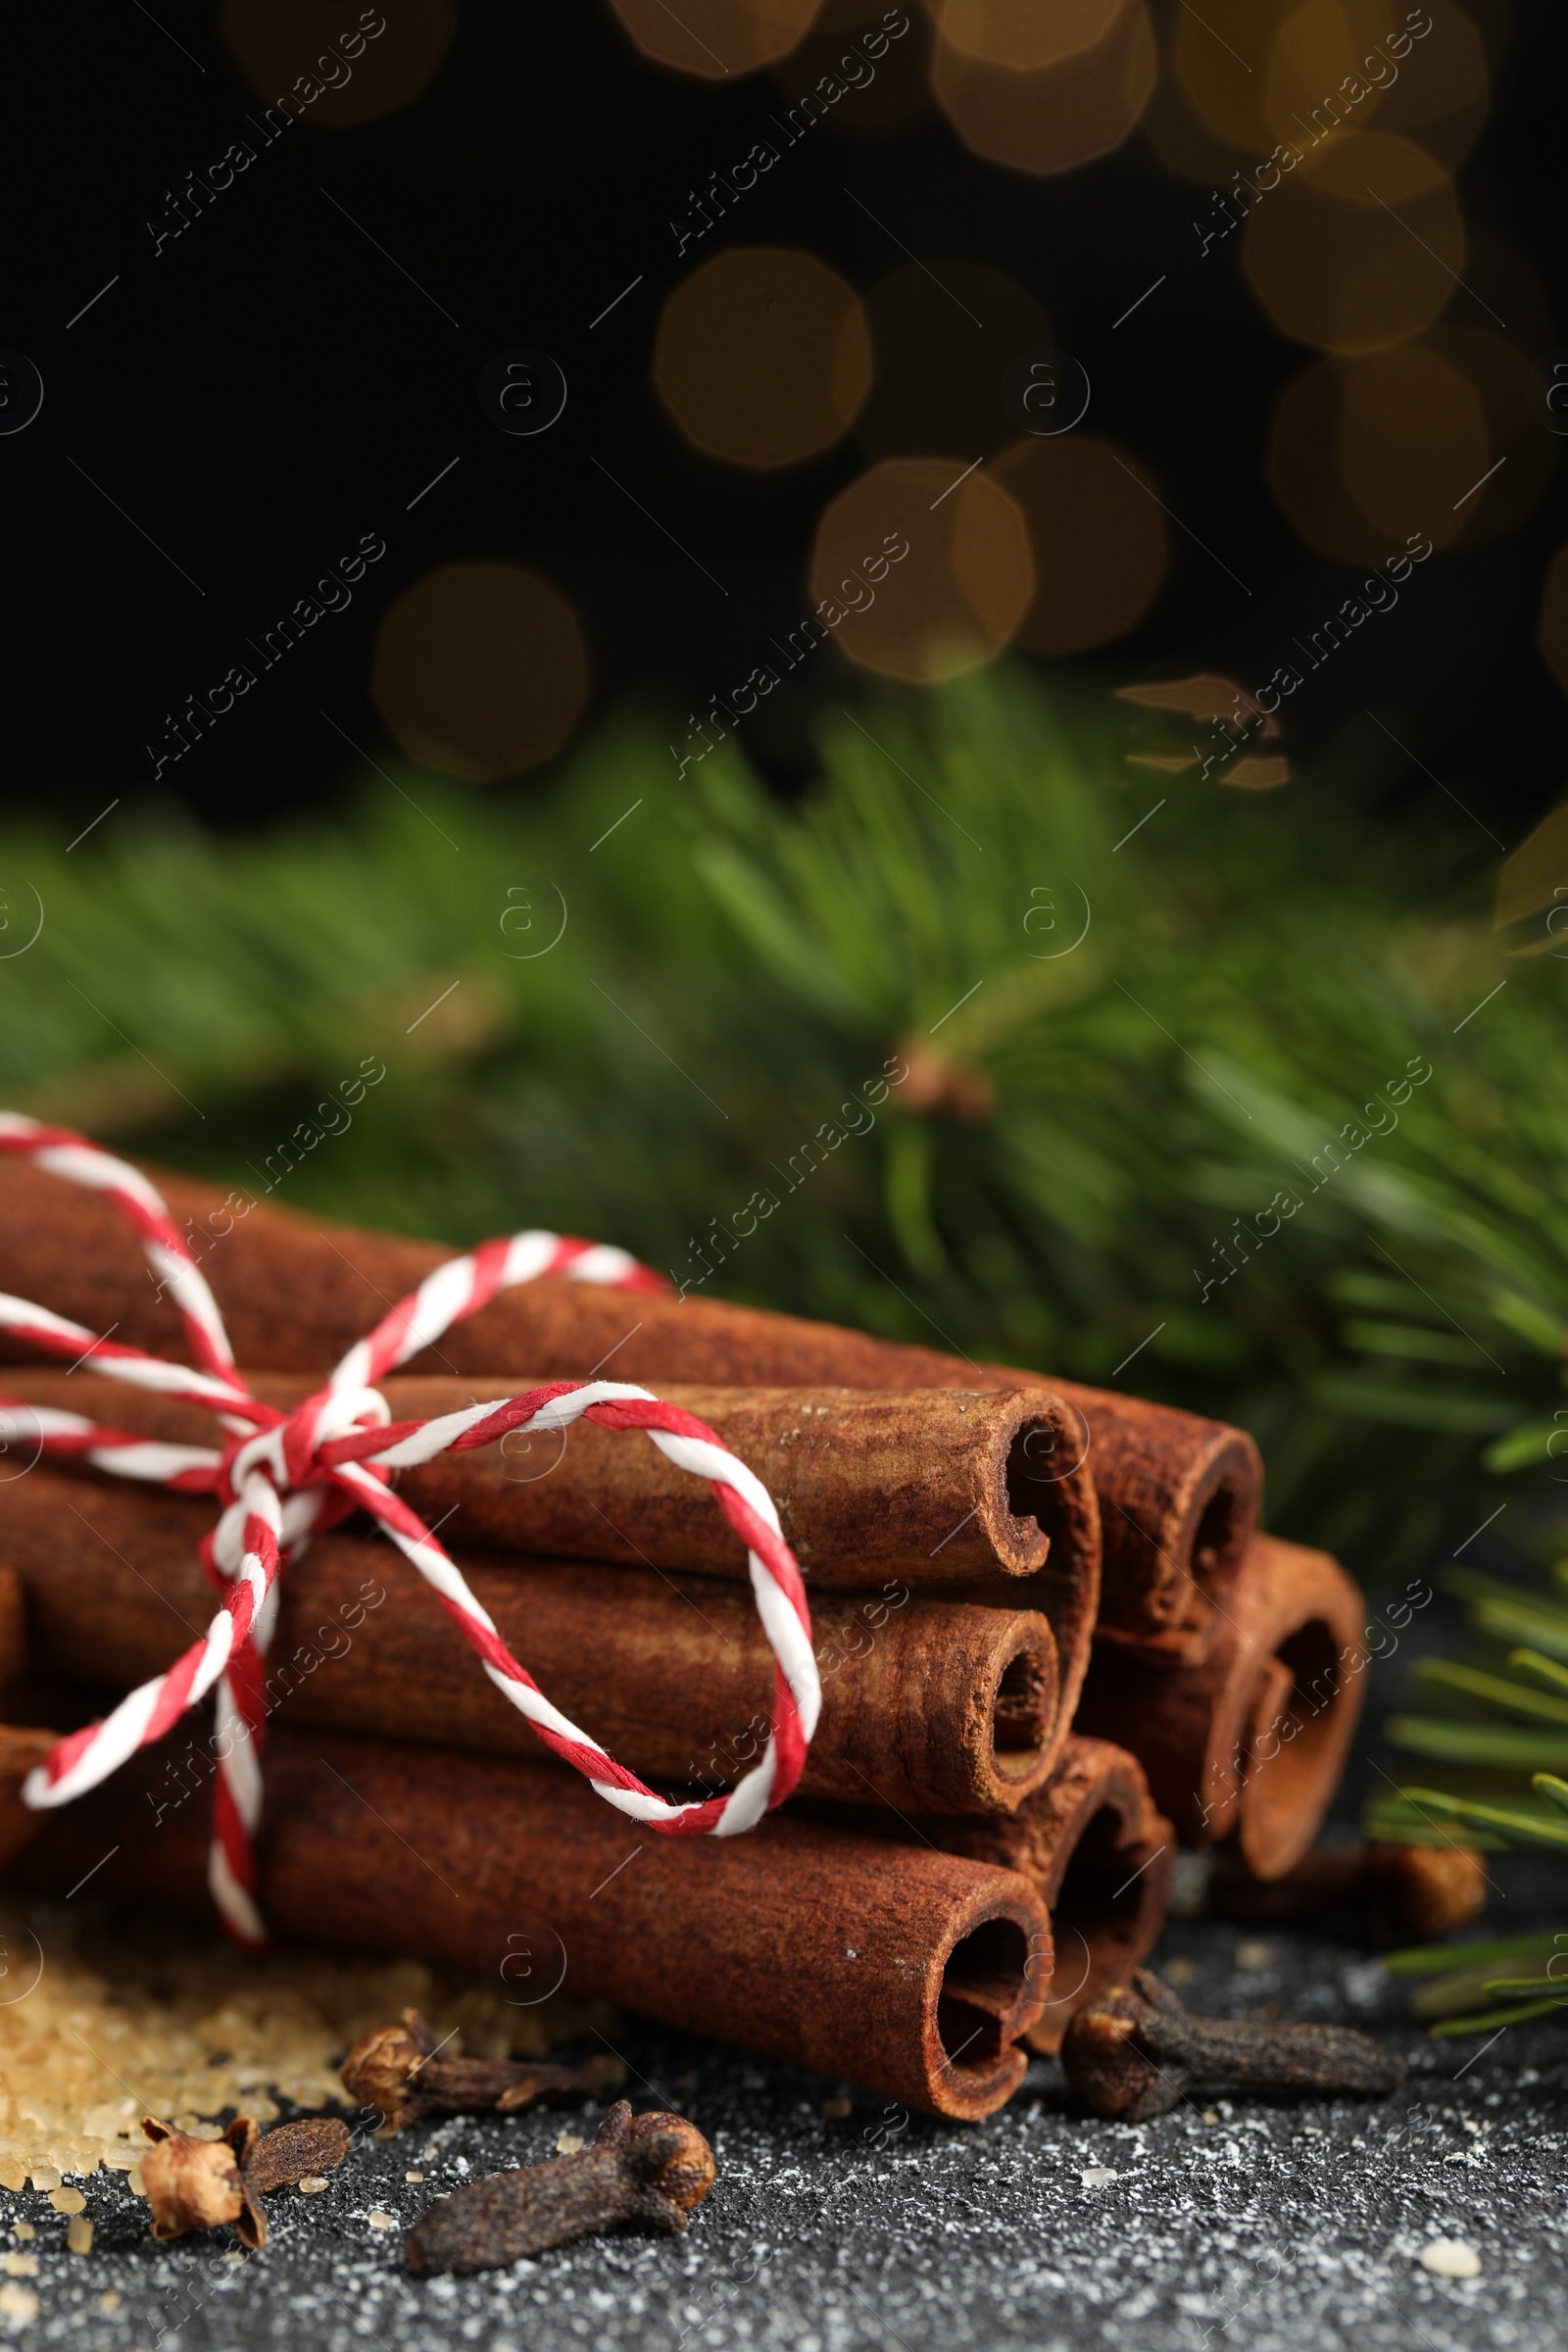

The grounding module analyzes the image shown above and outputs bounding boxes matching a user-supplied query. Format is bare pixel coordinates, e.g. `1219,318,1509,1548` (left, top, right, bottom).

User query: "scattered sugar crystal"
48,2188,85,2215
1420,2239,1482,2278
67,2218,93,2256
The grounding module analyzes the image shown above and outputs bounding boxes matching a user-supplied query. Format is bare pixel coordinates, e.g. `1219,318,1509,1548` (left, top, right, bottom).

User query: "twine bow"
0,1115,819,1944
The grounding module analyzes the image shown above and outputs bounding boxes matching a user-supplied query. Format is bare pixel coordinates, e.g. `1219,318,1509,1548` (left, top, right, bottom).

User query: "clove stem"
340,2008,623,2132
406,2099,714,2276
1061,1969,1405,2121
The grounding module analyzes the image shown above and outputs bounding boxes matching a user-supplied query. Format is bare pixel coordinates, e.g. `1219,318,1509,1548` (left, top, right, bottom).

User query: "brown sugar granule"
0,1892,618,2185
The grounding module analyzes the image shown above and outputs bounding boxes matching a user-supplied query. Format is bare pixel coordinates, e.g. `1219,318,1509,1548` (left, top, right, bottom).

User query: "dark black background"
4,0,1565,836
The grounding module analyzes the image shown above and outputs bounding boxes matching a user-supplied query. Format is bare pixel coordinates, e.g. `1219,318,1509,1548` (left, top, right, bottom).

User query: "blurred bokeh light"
654,248,872,468
931,0,1155,175
605,0,822,78
855,263,1050,461
1260,0,1402,147
933,0,1126,70
1267,343,1496,560
1242,132,1464,352
994,435,1168,653
370,563,590,781
221,0,456,125
1170,0,1297,153
1427,325,1558,546
808,458,1034,682
772,0,936,134
1360,0,1492,167
1538,543,1568,701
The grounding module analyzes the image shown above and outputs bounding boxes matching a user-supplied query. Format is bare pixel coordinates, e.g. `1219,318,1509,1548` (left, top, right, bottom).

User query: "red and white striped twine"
0,1113,818,1944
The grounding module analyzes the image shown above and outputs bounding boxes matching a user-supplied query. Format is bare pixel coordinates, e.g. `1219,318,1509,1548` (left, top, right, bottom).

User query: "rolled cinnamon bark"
4,1367,1082,1588
10,1724,1053,2119
810,1736,1172,2054
0,1155,1257,1657
919,1737,1174,2055
1074,1535,1368,1880
0,1565,24,1689
3,1368,1098,1736
0,1471,1064,1811
0,1724,53,1871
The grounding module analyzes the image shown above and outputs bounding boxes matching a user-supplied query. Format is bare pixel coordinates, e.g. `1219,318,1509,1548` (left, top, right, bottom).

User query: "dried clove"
1208,1839,1487,1944
141,2114,352,2248
340,2007,625,2133
1060,1968,1405,2122
406,2098,715,2277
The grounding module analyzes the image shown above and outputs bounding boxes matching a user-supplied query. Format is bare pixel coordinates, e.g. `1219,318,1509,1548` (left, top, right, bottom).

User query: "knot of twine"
0,1115,819,1946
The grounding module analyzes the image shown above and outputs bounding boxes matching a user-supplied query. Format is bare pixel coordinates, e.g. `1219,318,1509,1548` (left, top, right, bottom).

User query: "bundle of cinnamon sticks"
0,1158,1370,2121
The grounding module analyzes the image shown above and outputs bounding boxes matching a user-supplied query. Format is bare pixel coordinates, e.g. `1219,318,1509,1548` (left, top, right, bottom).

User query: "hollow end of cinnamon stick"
1076,1535,1367,1881
808,1736,1172,2057
989,1625,1059,1796
925,1739,1172,2056
1085,1421,1262,1663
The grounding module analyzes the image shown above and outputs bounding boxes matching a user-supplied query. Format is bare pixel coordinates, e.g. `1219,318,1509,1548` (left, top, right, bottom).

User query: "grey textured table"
6,1858,1565,2352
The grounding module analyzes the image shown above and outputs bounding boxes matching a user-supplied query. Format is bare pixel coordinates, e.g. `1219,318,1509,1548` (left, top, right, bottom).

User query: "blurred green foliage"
1,666,1558,1586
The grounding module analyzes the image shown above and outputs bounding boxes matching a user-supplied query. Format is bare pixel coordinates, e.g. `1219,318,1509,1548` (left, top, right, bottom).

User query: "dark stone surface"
5,1862,1567,2352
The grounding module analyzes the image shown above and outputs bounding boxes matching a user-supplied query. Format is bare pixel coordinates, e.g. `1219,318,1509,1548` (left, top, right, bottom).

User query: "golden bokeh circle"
994,435,1168,654
1539,544,1568,701
605,0,822,78
933,0,1124,71
370,563,590,782
932,0,1155,175
808,459,1034,683
221,0,456,127
1325,0,1491,168
654,248,871,468
1426,324,1557,546
1261,0,1402,148
1334,342,1488,540
855,262,1050,462
1266,344,1496,562
772,0,936,136
1242,131,1464,353
1171,0,1296,153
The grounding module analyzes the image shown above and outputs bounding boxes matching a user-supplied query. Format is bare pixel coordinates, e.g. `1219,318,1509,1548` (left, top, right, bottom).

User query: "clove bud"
140,2114,352,2248
406,2098,715,2277
340,2007,625,2133
1061,1969,1405,2122
1209,1840,1487,1944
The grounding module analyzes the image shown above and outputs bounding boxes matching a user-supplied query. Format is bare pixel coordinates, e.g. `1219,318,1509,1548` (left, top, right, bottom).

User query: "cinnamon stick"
0,1723,54,1870
0,1471,1065,1812
811,1735,1172,2054
1074,1535,1368,1879
9,1723,1053,2120
0,1155,1257,1656
3,1365,1088,1589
